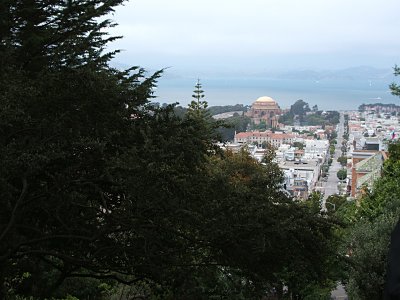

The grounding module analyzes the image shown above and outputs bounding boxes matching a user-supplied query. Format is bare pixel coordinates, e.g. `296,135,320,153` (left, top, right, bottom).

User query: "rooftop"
255,96,276,103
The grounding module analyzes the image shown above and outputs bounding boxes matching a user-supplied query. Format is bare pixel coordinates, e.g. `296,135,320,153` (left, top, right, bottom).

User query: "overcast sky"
108,0,400,74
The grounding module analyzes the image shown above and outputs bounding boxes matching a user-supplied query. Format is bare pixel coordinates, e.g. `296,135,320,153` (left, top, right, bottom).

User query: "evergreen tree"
189,79,208,114
0,0,164,297
390,65,400,96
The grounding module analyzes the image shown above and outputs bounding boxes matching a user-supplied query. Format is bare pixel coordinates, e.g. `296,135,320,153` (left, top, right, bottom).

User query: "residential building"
350,150,387,197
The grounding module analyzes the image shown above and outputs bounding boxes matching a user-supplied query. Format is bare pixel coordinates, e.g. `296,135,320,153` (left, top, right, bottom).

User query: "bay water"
154,76,399,110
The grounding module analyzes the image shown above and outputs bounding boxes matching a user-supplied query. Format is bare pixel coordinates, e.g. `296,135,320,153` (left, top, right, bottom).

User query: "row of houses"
228,130,330,199
346,110,399,197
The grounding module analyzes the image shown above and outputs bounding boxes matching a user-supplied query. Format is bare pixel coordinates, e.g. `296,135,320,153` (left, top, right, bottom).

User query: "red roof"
268,133,294,139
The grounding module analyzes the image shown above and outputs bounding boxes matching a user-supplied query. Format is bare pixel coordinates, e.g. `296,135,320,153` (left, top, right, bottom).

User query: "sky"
108,0,400,75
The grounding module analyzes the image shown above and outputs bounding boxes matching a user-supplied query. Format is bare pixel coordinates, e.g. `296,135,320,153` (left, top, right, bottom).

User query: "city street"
321,112,349,299
322,113,345,207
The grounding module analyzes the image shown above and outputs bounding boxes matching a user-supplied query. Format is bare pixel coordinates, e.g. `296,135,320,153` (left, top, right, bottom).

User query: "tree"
304,113,325,126
201,150,340,299
328,131,338,140
207,104,247,116
389,66,400,96
337,156,348,167
326,194,347,214
292,141,305,150
344,214,396,300
190,79,207,113
330,145,335,156
337,169,347,181
1,2,343,299
290,99,311,116
216,114,250,141
337,142,400,299
0,0,202,297
278,112,294,125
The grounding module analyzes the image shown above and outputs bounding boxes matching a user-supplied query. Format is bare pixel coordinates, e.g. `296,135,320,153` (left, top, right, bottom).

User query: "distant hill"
152,65,394,81
208,104,248,116
275,66,393,81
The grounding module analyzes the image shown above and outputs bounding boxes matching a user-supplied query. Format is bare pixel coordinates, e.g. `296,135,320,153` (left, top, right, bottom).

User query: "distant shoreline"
154,76,398,110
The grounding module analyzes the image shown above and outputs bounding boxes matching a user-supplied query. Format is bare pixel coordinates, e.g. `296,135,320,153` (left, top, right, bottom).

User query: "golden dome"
255,96,276,103
251,96,280,110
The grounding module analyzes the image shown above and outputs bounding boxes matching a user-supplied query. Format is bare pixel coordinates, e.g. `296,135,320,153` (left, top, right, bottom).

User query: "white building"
280,159,321,199
304,139,329,160
234,131,295,148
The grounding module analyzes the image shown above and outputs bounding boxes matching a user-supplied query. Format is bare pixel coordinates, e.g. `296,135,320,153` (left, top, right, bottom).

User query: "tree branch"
68,272,144,285
0,177,28,243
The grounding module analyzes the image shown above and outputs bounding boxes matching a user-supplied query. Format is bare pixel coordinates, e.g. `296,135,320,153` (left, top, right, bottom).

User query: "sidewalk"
331,283,347,299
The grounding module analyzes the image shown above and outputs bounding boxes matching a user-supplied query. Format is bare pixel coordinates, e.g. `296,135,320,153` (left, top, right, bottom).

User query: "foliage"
168,103,250,142
173,105,188,118
321,164,330,177
305,191,324,215
282,191,343,298
1,0,214,297
324,111,340,125
279,99,339,126
292,141,305,150
217,115,250,141
207,104,247,116
338,142,400,299
278,100,310,126
252,120,268,131
337,156,348,167
290,99,311,116
325,195,347,214
329,145,335,156
327,131,338,140
1,1,343,299
343,213,397,300
278,112,294,125
337,169,347,181
189,79,207,114
303,113,325,126
358,102,400,112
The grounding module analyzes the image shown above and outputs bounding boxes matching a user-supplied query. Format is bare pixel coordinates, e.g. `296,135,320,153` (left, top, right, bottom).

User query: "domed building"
246,96,281,127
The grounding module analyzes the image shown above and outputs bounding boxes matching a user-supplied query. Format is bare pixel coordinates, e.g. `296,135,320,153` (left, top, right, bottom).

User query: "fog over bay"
109,0,400,109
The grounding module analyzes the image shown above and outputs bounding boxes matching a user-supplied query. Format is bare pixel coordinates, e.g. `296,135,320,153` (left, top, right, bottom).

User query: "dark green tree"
337,156,348,167
199,149,340,299
0,0,179,297
292,141,305,150
337,169,347,181
326,194,347,214
290,99,311,116
207,104,247,116
216,114,250,141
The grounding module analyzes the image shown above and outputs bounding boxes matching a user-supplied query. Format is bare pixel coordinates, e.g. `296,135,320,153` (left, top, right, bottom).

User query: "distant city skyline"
109,0,400,74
